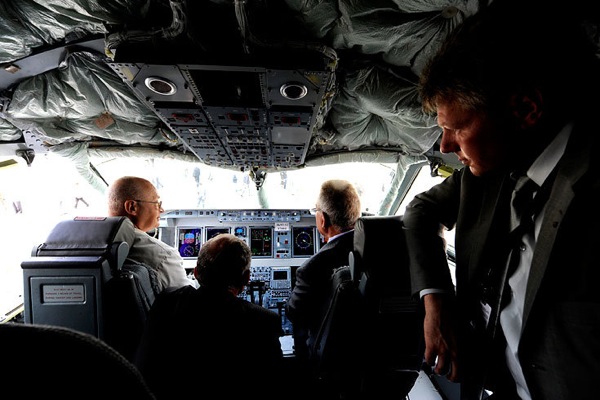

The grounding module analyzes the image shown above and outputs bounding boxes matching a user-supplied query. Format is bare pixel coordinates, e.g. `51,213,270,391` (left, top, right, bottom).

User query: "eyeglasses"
309,207,321,215
134,199,163,209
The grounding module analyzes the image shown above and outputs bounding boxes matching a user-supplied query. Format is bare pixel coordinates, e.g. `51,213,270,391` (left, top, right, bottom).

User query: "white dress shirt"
500,122,572,399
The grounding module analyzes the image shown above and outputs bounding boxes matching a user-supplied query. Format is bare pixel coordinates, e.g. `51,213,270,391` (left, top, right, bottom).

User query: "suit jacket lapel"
459,171,510,286
522,124,592,329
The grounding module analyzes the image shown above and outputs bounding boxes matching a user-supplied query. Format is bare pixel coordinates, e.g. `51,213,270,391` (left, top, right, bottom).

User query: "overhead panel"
108,60,332,170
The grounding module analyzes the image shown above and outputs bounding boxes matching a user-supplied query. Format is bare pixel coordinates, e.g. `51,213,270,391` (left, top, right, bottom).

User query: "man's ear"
321,211,332,228
124,200,137,215
510,89,543,129
242,269,251,286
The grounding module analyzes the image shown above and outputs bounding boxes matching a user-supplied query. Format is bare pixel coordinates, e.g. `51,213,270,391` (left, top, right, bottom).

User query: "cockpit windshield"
2,153,446,320
91,157,399,214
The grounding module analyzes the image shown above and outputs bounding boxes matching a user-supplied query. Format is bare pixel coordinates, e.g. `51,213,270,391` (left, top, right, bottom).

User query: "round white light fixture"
280,83,308,100
144,77,177,95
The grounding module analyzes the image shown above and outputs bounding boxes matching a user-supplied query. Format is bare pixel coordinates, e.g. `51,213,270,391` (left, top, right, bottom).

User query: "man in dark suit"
135,233,284,399
403,2,600,399
286,179,361,390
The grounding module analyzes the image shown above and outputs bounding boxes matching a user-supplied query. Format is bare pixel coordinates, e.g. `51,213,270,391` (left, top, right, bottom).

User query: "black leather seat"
349,215,424,396
309,215,424,399
21,216,157,361
309,265,365,399
0,322,156,399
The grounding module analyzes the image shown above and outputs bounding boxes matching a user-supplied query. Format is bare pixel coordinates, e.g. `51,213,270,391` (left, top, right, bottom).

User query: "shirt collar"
526,121,573,188
328,229,353,243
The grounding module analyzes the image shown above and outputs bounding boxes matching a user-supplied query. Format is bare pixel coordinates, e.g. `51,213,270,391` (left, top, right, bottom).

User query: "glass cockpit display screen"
292,226,315,257
206,227,230,240
178,228,202,259
250,227,272,257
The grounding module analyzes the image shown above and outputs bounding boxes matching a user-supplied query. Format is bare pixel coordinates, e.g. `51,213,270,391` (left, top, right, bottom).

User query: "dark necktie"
487,175,540,335
499,176,539,310
509,175,539,236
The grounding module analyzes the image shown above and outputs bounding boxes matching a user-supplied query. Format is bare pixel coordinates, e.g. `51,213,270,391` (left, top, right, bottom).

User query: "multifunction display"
250,227,273,257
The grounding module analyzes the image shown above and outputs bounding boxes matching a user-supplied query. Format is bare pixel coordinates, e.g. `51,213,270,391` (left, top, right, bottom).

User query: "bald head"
107,176,154,215
107,176,162,232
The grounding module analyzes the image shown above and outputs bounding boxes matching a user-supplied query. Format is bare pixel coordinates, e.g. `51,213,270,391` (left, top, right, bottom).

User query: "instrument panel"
158,209,322,267
157,209,322,336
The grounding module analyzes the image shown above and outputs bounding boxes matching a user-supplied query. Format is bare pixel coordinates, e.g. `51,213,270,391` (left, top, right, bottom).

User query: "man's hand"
423,293,459,382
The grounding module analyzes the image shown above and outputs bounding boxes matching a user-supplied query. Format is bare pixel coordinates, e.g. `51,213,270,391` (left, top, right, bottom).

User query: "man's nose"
439,129,458,154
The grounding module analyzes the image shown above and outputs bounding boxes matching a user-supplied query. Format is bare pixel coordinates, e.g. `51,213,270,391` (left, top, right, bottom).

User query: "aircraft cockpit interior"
158,208,321,354
15,206,448,398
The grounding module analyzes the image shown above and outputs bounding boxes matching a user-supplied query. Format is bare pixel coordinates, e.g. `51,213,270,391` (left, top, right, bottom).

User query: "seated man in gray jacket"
108,175,195,292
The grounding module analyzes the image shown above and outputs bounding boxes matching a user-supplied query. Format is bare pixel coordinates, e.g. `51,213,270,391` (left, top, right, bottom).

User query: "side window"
0,154,104,321
396,164,456,286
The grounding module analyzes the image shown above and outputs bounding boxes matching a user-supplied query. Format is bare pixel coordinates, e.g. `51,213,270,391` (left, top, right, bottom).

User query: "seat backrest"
306,215,424,399
0,322,156,399
103,259,158,360
21,216,157,361
348,215,424,397
309,265,365,398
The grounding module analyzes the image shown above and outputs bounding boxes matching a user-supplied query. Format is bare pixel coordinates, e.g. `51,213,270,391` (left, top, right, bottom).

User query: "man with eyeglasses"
286,179,361,398
108,176,195,293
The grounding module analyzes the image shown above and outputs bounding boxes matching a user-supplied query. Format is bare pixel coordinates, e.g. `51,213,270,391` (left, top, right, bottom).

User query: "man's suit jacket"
135,285,284,399
286,231,355,359
403,119,600,399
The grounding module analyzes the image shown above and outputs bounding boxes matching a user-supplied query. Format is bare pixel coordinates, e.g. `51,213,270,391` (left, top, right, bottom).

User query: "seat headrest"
0,322,156,398
34,216,132,268
351,215,410,289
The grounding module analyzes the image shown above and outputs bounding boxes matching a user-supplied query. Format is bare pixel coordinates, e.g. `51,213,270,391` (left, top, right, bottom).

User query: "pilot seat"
308,215,424,399
21,216,158,361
